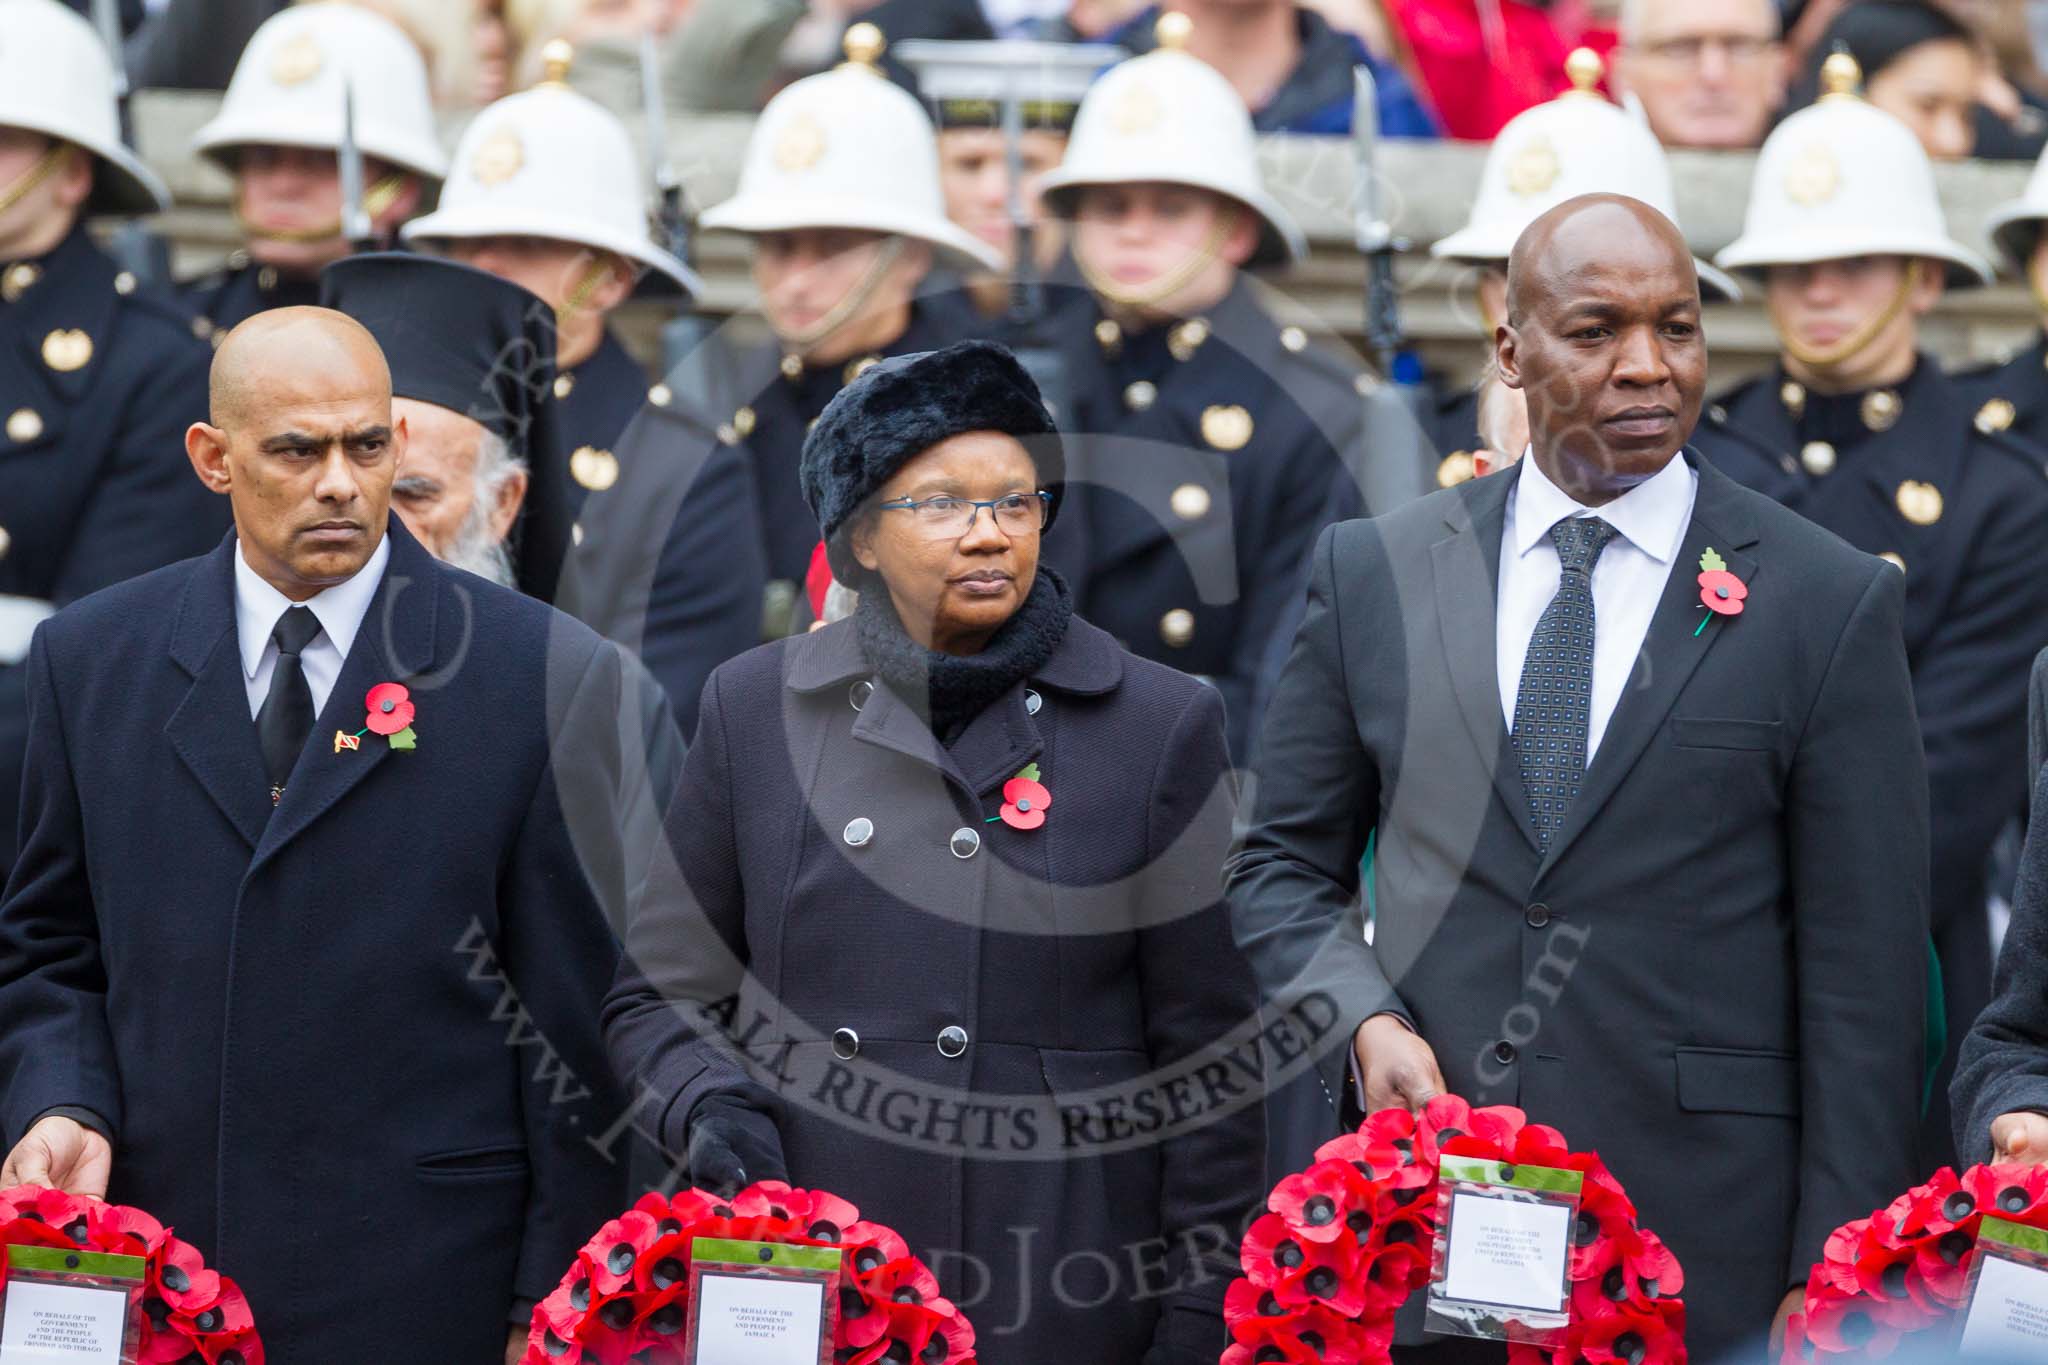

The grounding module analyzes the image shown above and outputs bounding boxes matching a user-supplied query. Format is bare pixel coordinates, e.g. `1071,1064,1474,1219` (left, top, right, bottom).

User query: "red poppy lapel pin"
990,762,1050,831
1694,547,1747,637
335,681,418,753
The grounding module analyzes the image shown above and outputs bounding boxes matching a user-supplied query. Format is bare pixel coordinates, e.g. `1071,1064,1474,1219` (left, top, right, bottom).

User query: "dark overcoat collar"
166,517,444,863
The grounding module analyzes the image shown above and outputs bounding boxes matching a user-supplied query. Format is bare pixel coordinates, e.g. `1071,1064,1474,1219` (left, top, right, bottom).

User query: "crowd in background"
45,0,2048,158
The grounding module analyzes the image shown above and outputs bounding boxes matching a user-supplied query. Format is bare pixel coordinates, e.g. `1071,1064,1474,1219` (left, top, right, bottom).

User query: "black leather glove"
684,1094,789,1197
1142,1306,1225,1365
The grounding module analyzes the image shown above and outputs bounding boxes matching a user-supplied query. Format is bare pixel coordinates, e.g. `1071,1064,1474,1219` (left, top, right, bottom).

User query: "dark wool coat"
605,615,1267,1363
0,521,636,1360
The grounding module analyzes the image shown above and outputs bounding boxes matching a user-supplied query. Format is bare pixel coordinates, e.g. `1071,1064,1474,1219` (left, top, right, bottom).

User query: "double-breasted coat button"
6,408,42,444
1525,903,1551,928
937,1026,969,1057
832,1028,861,1060
1160,608,1195,648
1800,441,1836,477
849,679,873,712
1493,1040,1518,1064
1023,688,1043,716
1170,482,1211,520
843,817,874,847
950,827,980,859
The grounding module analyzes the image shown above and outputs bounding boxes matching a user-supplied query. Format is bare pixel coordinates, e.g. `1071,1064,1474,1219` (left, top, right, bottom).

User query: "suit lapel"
250,523,442,871
1428,465,1540,853
1538,454,1760,874
164,539,271,850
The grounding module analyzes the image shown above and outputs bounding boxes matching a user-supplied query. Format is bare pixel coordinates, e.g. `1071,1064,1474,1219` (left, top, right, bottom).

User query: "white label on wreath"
0,1279,129,1363
1960,1251,2048,1357
691,1272,826,1364
1440,1189,1572,1313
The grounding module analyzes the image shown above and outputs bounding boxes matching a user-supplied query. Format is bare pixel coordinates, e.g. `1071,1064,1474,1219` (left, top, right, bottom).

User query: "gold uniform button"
42,329,92,372
1168,318,1209,362
113,271,136,296
648,383,673,408
2,262,40,302
569,446,620,491
1279,325,1308,353
0,525,10,559
1160,608,1195,648
1124,380,1157,412
1201,404,1253,451
191,315,215,341
843,354,881,385
1976,398,2017,435
1437,451,1476,487
7,408,43,443
1170,482,1211,520
1878,551,1906,573
1094,318,1122,351
1800,441,1837,476
1779,380,1806,419
256,266,279,293
553,373,575,400
780,353,805,380
1896,480,1943,526
571,522,584,546
733,405,757,438
1861,388,1902,432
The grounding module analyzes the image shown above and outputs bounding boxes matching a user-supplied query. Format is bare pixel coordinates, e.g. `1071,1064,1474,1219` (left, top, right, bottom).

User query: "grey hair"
442,429,527,587
1617,0,1780,47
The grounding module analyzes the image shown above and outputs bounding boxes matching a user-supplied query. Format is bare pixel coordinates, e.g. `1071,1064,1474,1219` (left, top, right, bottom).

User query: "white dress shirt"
1496,453,1697,763
234,534,390,719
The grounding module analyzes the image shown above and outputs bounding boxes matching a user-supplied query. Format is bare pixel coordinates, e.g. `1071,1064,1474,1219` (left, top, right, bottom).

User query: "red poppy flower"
363,681,415,735
1271,1160,1374,1243
999,776,1050,830
1697,569,1747,616
87,1199,166,1256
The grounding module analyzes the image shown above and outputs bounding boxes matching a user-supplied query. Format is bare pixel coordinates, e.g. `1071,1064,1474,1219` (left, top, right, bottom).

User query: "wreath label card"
1958,1217,2048,1358
1426,1156,1582,1347
684,1239,839,1365
0,1246,143,1364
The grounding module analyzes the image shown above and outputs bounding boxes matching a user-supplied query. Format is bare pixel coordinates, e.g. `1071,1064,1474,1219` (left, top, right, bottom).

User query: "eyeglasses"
875,491,1053,539
1642,34,1778,68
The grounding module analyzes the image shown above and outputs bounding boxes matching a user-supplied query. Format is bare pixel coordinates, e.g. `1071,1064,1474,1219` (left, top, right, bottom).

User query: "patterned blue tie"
1513,517,1619,850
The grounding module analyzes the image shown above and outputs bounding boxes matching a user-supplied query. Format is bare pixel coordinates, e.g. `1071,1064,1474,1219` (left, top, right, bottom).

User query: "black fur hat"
801,340,1062,582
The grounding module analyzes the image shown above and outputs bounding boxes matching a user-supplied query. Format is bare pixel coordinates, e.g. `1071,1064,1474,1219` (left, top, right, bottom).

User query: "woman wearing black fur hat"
604,340,1265,1365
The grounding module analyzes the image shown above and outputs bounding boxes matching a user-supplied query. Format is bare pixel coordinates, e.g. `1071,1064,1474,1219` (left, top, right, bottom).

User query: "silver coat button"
950,827,980,859
849,680,873,712
843,817,874,847
1024,688,1042,716
832,1027,860,1060
937,1026,969,1057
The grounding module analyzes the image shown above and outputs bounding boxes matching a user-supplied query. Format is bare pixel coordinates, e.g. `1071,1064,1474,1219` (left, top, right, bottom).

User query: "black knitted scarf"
854,567,1074,743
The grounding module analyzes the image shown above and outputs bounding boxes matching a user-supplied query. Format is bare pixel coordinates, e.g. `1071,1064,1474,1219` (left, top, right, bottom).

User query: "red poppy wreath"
1226,1096,1687,1365
0,1184,264,1363
522,1182,977,1364
1780,1161,2048,1359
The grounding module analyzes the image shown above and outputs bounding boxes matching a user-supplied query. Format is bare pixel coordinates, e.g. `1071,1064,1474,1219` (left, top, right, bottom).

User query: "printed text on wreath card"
0,1278,130,1363
1440,1191,1571,1313
691,1274,826,1364
1960,1253,2048,1357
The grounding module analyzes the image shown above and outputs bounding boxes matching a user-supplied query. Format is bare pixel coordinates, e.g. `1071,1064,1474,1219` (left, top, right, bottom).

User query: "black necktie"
1512,517,1619,850
257,605,323,800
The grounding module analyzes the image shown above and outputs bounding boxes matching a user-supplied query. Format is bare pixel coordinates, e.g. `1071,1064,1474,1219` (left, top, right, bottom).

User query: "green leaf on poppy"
1699,547,1727,573
388,726,418,751
1015,762,1040,782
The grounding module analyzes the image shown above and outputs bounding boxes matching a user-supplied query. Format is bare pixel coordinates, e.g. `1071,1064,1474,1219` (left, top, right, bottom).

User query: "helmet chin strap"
554,254,618,328
772,234,907,354
234,172,408,245
1774,258,1923,374
0,142,74,220
1076,208,1236,316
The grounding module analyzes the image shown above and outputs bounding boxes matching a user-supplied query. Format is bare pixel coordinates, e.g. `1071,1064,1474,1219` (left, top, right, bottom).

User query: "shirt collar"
234,532,392,681
1510,451,1694,566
